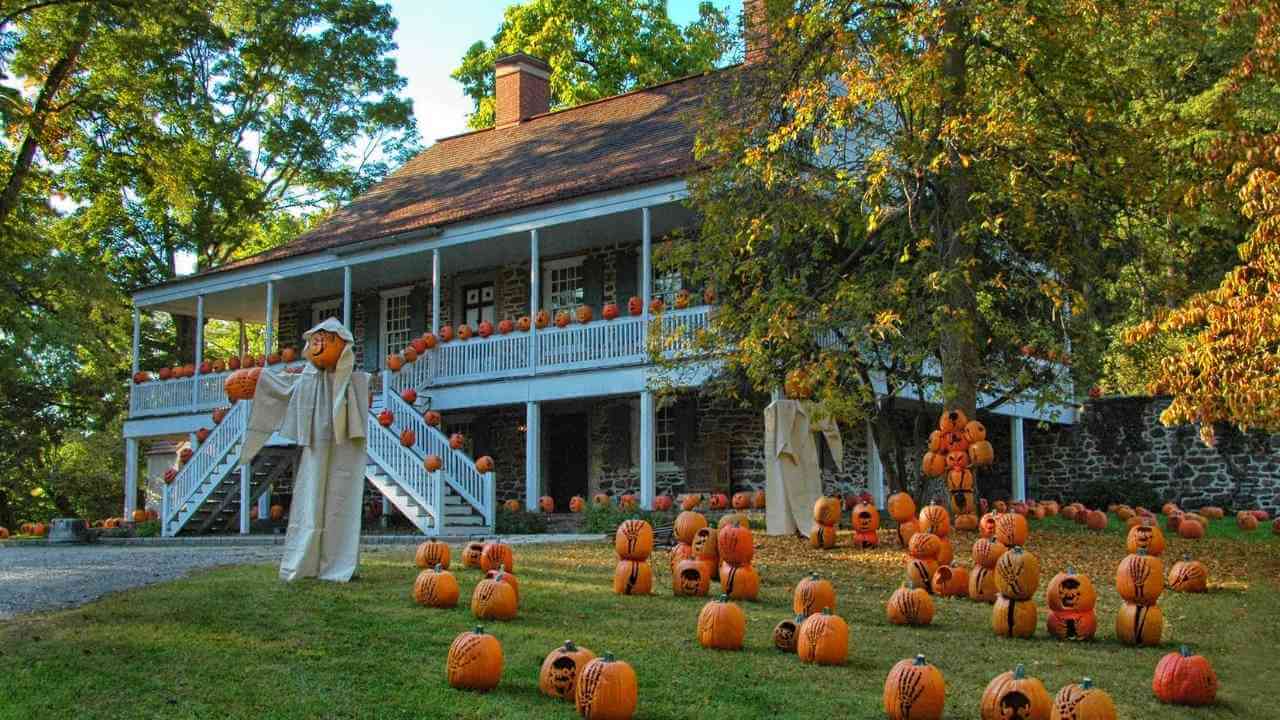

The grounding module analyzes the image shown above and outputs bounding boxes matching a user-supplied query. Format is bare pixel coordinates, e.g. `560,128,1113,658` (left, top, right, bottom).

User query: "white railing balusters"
129,362,307,418
163,398,250,536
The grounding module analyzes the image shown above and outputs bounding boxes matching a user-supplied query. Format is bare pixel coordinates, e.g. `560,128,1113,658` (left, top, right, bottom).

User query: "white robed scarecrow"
239,318,371,582
764,398,842,536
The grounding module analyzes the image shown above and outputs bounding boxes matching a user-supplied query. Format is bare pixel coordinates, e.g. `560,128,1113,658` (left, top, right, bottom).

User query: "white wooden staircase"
160,368,494,537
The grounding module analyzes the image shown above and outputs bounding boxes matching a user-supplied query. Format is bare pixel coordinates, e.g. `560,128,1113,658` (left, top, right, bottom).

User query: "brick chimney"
743,0,771,64
494,53,551,128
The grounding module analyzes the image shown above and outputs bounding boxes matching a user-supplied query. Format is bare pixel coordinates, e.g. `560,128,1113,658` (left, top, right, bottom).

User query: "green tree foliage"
453,0,730,129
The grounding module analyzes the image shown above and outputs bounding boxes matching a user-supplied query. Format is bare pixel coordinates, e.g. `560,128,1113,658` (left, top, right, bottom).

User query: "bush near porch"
2,518,1275,719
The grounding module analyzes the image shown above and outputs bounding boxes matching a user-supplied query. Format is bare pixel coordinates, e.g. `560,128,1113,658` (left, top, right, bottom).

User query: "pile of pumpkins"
612,519,654,595
920,409,994,530
669,511,760,601
703,571,847,664
411,539,519,622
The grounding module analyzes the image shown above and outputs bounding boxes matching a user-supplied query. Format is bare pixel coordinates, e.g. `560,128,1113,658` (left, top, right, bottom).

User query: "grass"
2,516,1277,719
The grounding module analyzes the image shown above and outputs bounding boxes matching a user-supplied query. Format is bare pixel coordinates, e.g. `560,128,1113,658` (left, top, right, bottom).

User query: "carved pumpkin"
708,493,729,510
1127,522,1165,556
304,329,346,369
884,654,946,720
476,320,493,338
809,523,837,549
809,496,839,525
671,288,690,309
969,565,998,602
652,494,673,511
538,496,555,513
516,316,531,332
946,469,975,516
673,558,711,596
906,557,939,594
377,409,394,428
797,607,848,665
773,615,802,653
995,513,1029,547
403,347,419,364
424,410,441,427
601,303,619,321
224,367,260,400
1153,645,1218,706
211,406,229,425
981,664,1052,720
968,440,995,467
179,447,194,465
457,324,473,340
918,503,951,537
593,493,611,509
569,496,585,513
680,493,702,510
1051,678,1116,719
793,572,836,617
503,498,521,512
955,513,979,532
717,522,754,566
575,653,638,720
887,492,916,523
424,454,443,472
649,297,665,314
668,541,694,571
575,305,593,324
422,332,438,349
1115,601,1163,646
414,540,451,569
995,546,1040,601
439,324,455,342
921,451,947,478
908,531,942,559
614,519,653,561
480,542,514,573
932,563,969,598
400,388,418,405
449,432,465,450
554,311,571,328
413,564,459,608
963,419,987,443
1046,566,1096,612
496,318,513,335
618,494,638,511
719,562,759,600
665,509,706,544
1167,554,1208,593
539,640,596,701
887,582,935,625
269,504,284,521
400,428,416,447
972,538,1008,569
1116,550,1164,605
474,455,494,473
613,559,652,595
1177,517,1205,539
1046,607,1097,641
851,502,880,533
1237,512,1258,531
163,468,177,485
446,626,503,691
697,595,746,650
730,491,750,510
753,489,766,509
471,570,518,620
938,408,970,433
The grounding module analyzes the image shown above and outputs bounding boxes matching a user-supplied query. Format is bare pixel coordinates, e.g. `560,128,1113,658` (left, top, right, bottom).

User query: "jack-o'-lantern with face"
306,329,347,370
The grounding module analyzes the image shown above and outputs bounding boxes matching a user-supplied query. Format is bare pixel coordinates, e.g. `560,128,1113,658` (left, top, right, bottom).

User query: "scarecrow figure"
239,318,371,582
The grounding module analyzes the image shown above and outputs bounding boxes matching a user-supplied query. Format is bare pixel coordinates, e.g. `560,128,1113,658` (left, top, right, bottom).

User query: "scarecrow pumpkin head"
306,329,346,370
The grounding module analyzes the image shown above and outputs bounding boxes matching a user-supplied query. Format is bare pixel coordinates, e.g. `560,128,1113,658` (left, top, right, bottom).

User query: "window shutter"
614,248,637,304
582,255,603,310
607,402,631,467
409,284,426,336
362,293,380,372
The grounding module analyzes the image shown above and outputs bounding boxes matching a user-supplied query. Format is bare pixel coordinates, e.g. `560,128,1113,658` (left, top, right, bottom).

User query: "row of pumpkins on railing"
383,288,715,372
132,349,302,384
375,401,494,475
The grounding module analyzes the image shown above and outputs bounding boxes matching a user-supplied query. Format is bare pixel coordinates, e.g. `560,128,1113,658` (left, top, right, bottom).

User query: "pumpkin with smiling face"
1127,522,1166,556
305,329,347,369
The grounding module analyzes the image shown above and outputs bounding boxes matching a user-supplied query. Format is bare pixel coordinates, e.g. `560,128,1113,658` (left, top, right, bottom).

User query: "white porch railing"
365,412,441,529
162,399,250,535
129,362,306,418
382,389,494,521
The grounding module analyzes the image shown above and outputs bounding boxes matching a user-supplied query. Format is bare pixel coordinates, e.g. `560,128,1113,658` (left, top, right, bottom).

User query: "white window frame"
311,299,342,328
656,404,677,466
380,286,413,357
542,256,586,313
654,271,682,308
462,282,497,327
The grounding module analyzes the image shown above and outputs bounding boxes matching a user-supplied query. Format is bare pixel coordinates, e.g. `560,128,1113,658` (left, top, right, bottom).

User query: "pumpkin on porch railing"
649,297,665,314
576,305,593,324
422,332,438,349
410,336,428,355
211,358,226,372
602,302,619,320
266,351,280,365
618,494,638,511
227,356,241,370
424,410,441,427
516,316,531,332
163,468,177,485
158,366,173,380
270,504,284,522
498,318,514,334
195,428,210,443
627,296,643,316
239,356,255,369
569,496,585,512
400,429,416,448
449,432,465,450
424,454,443,472
132,371,150,384
703,286,716,305
478,320,494,338
403,346,418,363
179,447,194,464
593,493,612,509
555,311,571,328
184,363,197,376
378,409,394,428
401,388,417,405
709,493,729,510
653,494,673,511
281,347,297,363
387,354,404,372
680,493,702,511
674,289,691,309
199,360,213,374
475,455,494,473
535,310,550,329
538,496,554,513
439,324,455,342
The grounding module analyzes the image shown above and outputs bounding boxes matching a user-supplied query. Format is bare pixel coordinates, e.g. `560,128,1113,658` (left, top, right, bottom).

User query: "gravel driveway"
0,544,282,620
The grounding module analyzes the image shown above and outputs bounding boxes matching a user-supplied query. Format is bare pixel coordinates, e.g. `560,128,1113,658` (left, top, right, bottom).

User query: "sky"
386,0,741,144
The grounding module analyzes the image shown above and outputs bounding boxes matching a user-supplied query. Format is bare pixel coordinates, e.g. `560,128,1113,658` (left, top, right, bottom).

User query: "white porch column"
431,249,441,334
191,295,204,410
342,265,353,328
237,319,246,359
123,437,139,519
639,390,656,509
525,401,541,510
528,229,539,372
130,306,141,376
239,465,251,534
257,488,270,521
866,423,886,508
640,207,652,317
1011,415,1027,502
263,281,275,354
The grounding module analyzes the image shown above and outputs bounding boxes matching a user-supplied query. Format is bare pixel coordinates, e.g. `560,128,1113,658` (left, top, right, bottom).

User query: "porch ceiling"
139,199,698,322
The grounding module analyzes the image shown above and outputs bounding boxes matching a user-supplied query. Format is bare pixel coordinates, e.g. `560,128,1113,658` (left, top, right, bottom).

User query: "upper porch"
127,180,701,422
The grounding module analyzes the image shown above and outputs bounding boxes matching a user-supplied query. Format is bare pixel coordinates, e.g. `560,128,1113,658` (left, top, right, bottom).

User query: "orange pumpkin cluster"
717,519,758,601
992,546,1040,639
809,495,841,549
920,409,993,529
1115,548,1164,646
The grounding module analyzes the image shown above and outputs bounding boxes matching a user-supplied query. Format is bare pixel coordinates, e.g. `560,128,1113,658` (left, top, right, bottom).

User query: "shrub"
581,504,678,534
495,507,548,535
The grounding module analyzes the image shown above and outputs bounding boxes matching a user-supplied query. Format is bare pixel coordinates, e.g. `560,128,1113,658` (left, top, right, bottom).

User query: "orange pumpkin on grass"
471,570,518,620
1167,554,1208,593
539,640,595,701
793,572,836,617
412,564,459,608
981,664,1052,720
887,582,935,626
697,595,745,650
480,542,514,573
446,626,503,692
884,655,946,720
797,608,848,665
575,653,638,720
1152,645,1217,706
414,540,451,569
613,560,652,595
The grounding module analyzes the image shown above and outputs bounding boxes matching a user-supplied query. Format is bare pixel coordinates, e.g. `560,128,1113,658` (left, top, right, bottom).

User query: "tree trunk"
0,10,92,226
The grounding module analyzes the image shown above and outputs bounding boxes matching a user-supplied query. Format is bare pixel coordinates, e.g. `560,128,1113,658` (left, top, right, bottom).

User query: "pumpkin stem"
810,571,819,580
1137,548,1147,556
914,654,927,666
794,613,806,623
1081,677,1093,689
821,607,832,615
718,593,730,602
564,640,577,651
1065,564,1075,575
474,626,485,635
1013,664,1026,679
602,652,615,662
1180,645,1192,657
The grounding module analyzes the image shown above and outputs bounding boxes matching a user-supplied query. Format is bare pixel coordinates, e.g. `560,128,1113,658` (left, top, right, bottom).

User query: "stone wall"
1025,396,1280,513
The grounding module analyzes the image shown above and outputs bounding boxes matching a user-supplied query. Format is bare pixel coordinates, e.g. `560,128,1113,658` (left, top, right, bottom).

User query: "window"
312,299,341,328
654,271,683,308
463,283,496,327
656,405,676,465
380,287,412,356
543,257,585,313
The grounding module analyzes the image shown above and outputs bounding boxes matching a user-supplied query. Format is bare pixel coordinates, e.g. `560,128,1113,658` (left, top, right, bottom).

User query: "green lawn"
3,517,1277,719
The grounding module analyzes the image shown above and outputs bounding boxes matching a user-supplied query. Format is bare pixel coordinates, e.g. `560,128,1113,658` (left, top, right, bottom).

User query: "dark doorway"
546,413,589,510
